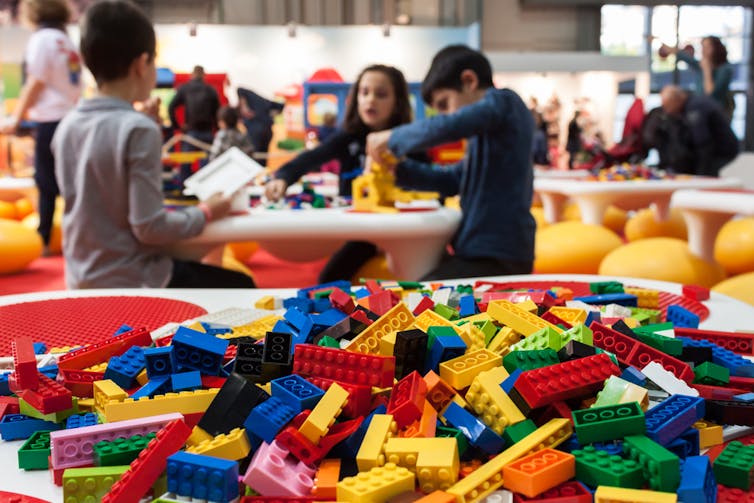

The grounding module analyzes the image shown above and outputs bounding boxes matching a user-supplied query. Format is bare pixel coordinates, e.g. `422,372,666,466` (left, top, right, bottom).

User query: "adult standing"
1,0,81,255
237,87,284,166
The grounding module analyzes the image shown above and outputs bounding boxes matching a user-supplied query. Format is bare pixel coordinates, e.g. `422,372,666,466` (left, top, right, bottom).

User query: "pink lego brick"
242,440,316,497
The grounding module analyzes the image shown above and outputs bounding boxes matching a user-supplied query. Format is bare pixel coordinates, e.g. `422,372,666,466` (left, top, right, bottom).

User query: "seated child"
208,105,255,161
53,0,255,289
366,45,536,281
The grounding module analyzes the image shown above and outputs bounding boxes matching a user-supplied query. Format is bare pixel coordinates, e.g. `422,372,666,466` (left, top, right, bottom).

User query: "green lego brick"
623,434,680,492
561,324,594,346
634,322,674,335
93,432,156,466
713,441,754,490
510,326,562,352
19,396,79,423
455,284,474,295
632,330,683,356
590,281,625,294
63,465,130,502
502,419,537,446
436,425,469,456
18,430,51,470
434,303,459,321
397,281,424,290
503,349,560,373
313,289,334,299
427,326,460,348
477,321,498,346
694,361,730,386
572,402,645,444
572,445,644,489
317,336,341,348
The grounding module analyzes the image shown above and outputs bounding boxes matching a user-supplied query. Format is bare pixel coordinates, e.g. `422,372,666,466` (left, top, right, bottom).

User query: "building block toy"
401,400,437,438
57,326,152,370
682,284,710,301
169,370,202,392
593,485,677,502
198,372,269,436
143,347,175,379
387,371,427,428
244,395,296,443
17,429,51,470
465,367,525,435
100,418,192,503
503,349,560,374
643,394,705,446
592,375,648,410
10,336,38,392
336,462,415,502
693,420,724,449
103,345,146,389
278,413,363,466
437,348,502,390
394,329,429,380
502,448,575,498
667,304,700,328
623,287,660,308
101,387,219,422
242,440,316,496
678,456,716,503
63,466,130,503
0,413,59,440
714,441,754,490
298,381,348,444
675,327,754,356
65,412,98,429
130,375,171,399
384,437,460,493
487,300,563,336
293,344,395,388
184,427,250,460
571,445,644,489
425,334,467,374
572,402,645,444
261,332,295,380
573,293,638,307
356,413,397,472
442,401,505,455
623,434,680,492
678,336,754,377
311,458,341,500
345,302,415,355
641,362,699,397
171,325,229,375
305,375,371,418
510,480,591,502
92,380,127,414
93,432,156,466
18,397,78,423
413,308,458,335
18,374,73,414
165,451,238,502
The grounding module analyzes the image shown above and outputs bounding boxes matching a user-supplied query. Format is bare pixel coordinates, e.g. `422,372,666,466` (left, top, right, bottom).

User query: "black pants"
180,130,214,184
34,121,61,246
318,241,378,284
420,252,533,281
167,259,256,288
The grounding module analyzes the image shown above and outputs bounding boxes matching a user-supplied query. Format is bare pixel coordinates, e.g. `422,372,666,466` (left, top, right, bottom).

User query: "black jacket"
169,79,220,133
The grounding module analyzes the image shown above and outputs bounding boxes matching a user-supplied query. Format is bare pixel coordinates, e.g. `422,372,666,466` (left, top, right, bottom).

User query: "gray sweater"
53,97,206,288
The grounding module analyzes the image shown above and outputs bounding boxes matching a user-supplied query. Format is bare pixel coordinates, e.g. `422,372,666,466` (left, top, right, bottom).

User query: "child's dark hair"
421,45,494,105
218,106,239,129
703,36,728,67
79,0,156,85
343,64,412,136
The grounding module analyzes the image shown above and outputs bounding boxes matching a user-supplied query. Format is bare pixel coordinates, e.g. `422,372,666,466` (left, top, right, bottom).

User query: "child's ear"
460,69,479,92
132,53,150,77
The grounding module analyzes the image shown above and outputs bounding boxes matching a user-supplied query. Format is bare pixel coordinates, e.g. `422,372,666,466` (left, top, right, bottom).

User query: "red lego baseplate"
475,280,709,323
0,491,51,503
0,296,207,357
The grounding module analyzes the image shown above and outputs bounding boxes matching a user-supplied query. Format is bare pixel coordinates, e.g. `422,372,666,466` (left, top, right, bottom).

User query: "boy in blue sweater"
366,45,535,280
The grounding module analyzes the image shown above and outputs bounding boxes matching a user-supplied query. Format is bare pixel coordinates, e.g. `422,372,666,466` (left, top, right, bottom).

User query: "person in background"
659,85,739,177
53,0,254,289
317,112,338,143
1,0,81,255
237,87,285,165
531,109,549,166
264,64,422,283
366,45,535,280
566,110,582,169
208,105,254,161
661,36,734,121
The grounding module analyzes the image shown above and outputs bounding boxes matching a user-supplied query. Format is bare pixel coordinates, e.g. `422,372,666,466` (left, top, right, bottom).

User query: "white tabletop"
2,274,754,501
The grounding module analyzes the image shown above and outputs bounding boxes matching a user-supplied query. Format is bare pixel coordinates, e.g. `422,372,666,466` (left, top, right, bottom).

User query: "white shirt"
24,27,81,122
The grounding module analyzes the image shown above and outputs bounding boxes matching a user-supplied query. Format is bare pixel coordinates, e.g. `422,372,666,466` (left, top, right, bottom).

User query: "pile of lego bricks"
2,278,754,503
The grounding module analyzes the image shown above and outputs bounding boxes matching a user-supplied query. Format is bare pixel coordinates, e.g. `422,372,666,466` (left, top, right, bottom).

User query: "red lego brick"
513,353,620,409
60,369,106,398
511,480,592,502
730,376,754,391
101,418,191,503
683,284,710,301
329,288,355,314
412,296,435,316
540,311,572,330
224,344,237,362
276,414,362,465
387,371,427,429
0,491,52,503
675,327,754,356
716,484,754,503
305,376,371,418
350,310,373,326
0,396,20,415
590,322,694,383
368,290,398,317
10,336,39,392
293,344,395,388
692,383,749,400
200,375,227,388
0,403,9,421
57,327,152,370
19,374,72,414
532,401,574,427
365,279,384,294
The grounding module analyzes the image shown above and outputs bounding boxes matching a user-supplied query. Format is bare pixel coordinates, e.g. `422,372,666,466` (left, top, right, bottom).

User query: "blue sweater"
388,88,536,263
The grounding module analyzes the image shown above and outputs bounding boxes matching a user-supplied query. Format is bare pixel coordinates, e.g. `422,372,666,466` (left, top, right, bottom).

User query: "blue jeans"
34,121,61,246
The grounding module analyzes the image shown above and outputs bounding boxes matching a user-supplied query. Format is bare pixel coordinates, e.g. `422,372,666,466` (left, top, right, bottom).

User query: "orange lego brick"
414,490,457,503
501,448,575,498
401,401,437,439
312,458,341,500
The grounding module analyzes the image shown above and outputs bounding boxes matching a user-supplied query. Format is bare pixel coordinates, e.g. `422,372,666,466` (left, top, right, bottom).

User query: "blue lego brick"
113,324,133,336
38,364,58,380
0,373,10,396
621,366,647,387
558,434,580,453
103,345,146,389
442,401,505,455
170,371,202,392
143,346,175,379
283,297,314,313
667,427,700,459
199,321,233,336
131,375,171,399
458,295,478,318
312,298,332,313
243,396,297,443
172,326,229,375
353,287,370,299
677,337,754,377
66,413,98,429
559,434,623,456
312,308,348,328
573,293,638,307
298,280,352,299
500,368,522,394
32,342,47,355
584,310,602,326
166,451,239,502
678,456,717,503
331,405,387,459
425,334,467,373
734,393,754,402
271,319,296,337
0,414,60,440
284,307,314,343
645,395,705,446
270,374,325,412
667,305,700,329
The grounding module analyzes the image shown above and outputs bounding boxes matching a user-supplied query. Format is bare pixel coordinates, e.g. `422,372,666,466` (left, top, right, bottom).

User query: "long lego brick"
446,418,573,503
101,418,192,503
344,302,415,354
644,395,705,446
729,375,754,391
465,367,525,437
305,376,371,418
591,322,694,383
49,412,183,469
58,327,152,370
11,336,39,392
102,388,219,422
293,344,395,388
593,486,678,503
487,300,562,336
705,399,754,426
675,327,754,356
18,374,73,414
513,353,620,408
676,336,754,377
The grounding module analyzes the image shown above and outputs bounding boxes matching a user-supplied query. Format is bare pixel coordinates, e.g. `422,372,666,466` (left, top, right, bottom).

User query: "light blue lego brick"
459,295,478,318
443,401,505,455
678,456,717,503
170,371,202,392
353,287,370,299
667,305,700,329
199,321,233,336
645,395,705,446
243,396,296,443
166,451,238,502
172,326,229,375
734,392,754,402
270,374,325,412
32,342,47,355
144,346,175,379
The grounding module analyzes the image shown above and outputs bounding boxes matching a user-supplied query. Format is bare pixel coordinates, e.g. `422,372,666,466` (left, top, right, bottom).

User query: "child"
265,64,424,283
366,45,535,280
52,0,255,289
208,105,255,161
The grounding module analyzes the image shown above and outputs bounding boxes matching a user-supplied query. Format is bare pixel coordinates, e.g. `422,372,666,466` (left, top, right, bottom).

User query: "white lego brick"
641,361,699,397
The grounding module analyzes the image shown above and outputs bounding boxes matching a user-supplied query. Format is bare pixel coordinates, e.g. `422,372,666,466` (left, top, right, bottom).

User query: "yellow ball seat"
713,272,754,306
0,219,43,274
535,221,623,274
714,217,754,276
624,208,687,242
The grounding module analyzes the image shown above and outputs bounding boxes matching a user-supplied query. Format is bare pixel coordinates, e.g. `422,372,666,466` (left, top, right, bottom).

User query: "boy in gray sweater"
53,0,254,289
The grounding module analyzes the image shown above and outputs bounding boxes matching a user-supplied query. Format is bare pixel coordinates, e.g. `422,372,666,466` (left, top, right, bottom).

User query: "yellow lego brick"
517,299,538,314
77,397,95,412
93,379,128,415
457,313,492,325
186,425,213,447
414,309,460,334
622,317,641,328
461,323,486,352
257,382,272,395
136,368,149,386
486,327,520,357
185,427,251,460
380,331,397,356
357,414,397,472
102,388,219,422
624,287,660,309
385,437,460,493
223,314,283,340
337,463,415,503
254,295,277,309
547,307,587,326
346,303,415,354
439,349,503,390
50,345,84,354
487,300,562,336
594,486,677,503
84,361,108,373
693,420,724,449
446,418,573,503
186,321,206,332
299,382,349,445
465,367,525,435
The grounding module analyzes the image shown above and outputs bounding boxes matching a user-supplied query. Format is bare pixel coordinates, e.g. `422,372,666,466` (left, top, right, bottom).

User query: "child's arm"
272,130,352,186
396,159,463,197
208,131,224,161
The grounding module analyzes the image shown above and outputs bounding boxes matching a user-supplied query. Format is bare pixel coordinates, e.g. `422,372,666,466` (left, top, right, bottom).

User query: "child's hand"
264,178,288,201
366,130,394,164
204,192,234,220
